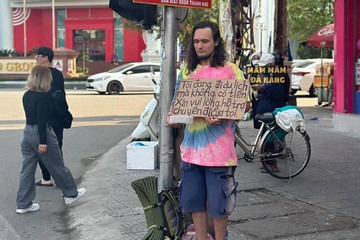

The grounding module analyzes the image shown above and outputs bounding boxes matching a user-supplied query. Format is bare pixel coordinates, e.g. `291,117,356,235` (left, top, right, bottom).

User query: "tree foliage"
0,48,36,56
0,49,18,56
287,0,334,58
287,0,334,41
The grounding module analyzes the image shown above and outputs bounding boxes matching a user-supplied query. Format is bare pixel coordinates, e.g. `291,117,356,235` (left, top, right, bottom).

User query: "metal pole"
52,0,55,49
260,25,262,54
82,42,85,75
159,6,177,190
320,45,323,105
23,0,27,56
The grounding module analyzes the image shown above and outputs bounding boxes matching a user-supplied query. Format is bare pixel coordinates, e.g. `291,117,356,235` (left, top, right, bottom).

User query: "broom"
131,176,165,240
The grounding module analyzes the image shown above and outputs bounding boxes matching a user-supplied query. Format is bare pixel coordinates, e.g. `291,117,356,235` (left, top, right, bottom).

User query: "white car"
86,62,161,94
291,58,333,97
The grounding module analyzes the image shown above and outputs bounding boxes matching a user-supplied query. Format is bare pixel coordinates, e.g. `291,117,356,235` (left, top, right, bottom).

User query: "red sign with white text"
133,0,211,9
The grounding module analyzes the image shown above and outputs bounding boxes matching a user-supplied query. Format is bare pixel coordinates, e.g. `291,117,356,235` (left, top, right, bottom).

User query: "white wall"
251,0,275,54
0,0,14,50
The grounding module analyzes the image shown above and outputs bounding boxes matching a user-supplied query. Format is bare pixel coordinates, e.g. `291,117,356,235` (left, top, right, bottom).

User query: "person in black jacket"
252,53,287,124
248,52,262,128
272,51,290,104
34,47,66,187
16,65,85,214
252,53,287,173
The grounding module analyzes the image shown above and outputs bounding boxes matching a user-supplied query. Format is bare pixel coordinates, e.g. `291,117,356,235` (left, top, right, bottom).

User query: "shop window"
73,30,105,61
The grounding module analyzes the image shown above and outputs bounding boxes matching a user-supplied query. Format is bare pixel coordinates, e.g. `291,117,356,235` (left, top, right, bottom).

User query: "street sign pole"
82,42,85,75
159,6,177,190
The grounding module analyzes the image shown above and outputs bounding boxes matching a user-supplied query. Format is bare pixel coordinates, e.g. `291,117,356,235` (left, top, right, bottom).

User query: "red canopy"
306,23,334,48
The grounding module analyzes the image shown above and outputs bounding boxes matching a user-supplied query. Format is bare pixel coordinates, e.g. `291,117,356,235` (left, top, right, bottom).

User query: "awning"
306,23,334,48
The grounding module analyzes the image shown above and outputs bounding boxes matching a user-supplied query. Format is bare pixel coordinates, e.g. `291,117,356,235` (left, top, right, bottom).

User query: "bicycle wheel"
260,126,311,179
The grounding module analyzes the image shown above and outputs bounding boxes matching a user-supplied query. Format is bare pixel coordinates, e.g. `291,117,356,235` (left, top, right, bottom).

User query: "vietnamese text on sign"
173,78,250,120
133,0,211,9
246,66,288,85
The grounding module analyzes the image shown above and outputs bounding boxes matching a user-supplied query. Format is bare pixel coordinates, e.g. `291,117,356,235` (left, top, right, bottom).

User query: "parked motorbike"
131,69,160,141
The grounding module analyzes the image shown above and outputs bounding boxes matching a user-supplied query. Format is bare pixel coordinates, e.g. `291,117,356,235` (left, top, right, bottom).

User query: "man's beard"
197,53,212,62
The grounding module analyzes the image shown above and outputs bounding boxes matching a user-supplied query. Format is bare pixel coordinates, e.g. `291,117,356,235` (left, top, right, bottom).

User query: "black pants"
251,99,261,129
38,127,63,181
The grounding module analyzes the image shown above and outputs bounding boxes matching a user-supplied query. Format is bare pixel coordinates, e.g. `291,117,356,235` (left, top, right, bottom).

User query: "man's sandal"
35,179,54,187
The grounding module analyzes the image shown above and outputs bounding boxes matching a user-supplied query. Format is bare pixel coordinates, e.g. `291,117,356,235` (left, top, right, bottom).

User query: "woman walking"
16,65,85,214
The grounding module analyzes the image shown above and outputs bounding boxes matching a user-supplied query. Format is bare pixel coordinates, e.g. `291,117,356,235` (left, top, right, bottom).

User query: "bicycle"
234,112,311,179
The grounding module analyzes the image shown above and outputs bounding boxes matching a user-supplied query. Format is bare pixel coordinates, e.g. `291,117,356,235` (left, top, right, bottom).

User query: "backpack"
159,187,185,240
51,90,73,129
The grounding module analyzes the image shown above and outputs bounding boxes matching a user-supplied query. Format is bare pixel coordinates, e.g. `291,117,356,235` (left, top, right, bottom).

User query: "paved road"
0,81,86,90
65,96,360,240
1,88,326,239
0,90,152,240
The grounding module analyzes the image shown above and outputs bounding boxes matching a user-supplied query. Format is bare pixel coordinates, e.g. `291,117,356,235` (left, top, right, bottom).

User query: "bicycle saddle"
254,112,275,123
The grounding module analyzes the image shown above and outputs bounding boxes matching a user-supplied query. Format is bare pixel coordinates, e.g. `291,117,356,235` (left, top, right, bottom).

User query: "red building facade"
333,0,360,134
12,6,145,63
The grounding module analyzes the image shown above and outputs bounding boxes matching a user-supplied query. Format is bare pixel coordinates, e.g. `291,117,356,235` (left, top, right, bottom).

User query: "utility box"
127,141,158,169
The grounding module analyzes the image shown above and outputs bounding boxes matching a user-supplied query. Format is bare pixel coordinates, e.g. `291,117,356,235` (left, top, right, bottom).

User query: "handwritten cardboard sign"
173,78,250,120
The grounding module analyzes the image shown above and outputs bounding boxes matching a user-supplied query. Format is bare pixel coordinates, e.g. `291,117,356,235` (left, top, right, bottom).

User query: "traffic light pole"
159,6,177,190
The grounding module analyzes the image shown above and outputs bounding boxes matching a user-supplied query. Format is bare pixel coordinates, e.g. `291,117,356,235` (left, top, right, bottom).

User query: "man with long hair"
167,21,249,240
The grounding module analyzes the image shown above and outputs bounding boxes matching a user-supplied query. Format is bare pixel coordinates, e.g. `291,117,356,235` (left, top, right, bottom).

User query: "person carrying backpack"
167,21,250,240
16,65,85,214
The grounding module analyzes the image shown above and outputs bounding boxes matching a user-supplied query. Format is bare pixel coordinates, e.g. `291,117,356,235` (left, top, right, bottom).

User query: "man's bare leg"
192,211,208,240
213,216,228,240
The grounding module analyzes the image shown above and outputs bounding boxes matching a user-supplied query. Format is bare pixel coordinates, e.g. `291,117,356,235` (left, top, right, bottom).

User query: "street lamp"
23,0,26,56
52,0,55,49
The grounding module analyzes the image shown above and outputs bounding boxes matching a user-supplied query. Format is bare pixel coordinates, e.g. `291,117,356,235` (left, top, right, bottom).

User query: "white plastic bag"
242,109,253,121
275,108,305,132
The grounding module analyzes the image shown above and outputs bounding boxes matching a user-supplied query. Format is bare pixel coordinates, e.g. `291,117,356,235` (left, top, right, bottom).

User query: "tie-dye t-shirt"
174,62,245,167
